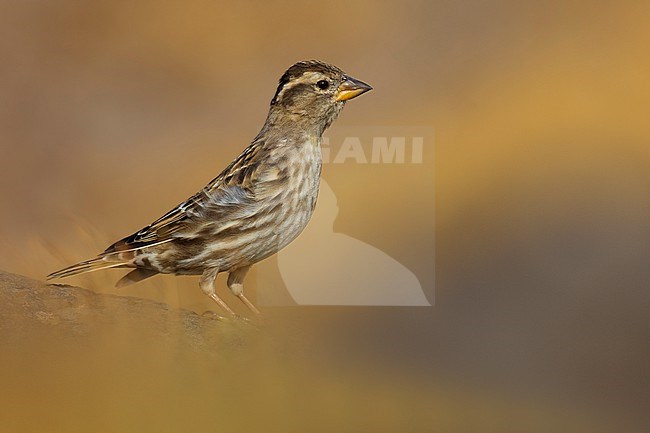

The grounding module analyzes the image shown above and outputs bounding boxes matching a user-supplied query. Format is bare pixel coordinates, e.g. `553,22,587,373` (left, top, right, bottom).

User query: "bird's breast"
164,137,325,273
252,137,322,256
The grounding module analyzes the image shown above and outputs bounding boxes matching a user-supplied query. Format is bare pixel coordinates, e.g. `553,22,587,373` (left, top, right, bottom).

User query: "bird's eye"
316,80,330,90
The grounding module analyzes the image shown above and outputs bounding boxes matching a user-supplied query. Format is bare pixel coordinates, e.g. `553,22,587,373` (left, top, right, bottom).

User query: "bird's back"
104,134,322,276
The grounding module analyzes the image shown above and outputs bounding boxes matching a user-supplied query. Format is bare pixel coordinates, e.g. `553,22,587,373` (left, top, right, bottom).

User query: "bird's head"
268,60,372,134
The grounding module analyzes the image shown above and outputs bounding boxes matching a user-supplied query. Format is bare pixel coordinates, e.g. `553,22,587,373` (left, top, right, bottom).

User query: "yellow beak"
336,75,373,101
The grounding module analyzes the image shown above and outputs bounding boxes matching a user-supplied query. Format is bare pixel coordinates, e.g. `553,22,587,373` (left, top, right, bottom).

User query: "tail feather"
115,268,158,288
47,256,127,280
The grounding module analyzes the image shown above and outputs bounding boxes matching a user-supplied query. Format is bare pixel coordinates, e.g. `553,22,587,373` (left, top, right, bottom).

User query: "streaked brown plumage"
47,60,372,315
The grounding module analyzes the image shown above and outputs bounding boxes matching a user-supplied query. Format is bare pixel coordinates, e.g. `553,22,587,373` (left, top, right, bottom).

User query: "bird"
47,60,372,315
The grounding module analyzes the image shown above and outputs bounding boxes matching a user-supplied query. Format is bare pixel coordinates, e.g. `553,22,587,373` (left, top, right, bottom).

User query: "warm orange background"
0,1,648,431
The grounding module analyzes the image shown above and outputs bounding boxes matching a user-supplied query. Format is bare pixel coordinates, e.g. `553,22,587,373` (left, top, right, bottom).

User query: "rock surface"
0,270,255,350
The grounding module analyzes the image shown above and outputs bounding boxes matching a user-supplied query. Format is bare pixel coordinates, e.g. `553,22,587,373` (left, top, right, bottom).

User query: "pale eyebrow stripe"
275,72,326,102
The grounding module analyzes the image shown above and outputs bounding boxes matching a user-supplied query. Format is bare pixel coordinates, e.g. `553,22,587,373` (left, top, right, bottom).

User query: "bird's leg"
227,265,260,314
199,268,235,315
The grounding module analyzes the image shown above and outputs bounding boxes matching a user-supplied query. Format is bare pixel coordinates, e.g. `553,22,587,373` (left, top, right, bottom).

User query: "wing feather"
104,138,267,254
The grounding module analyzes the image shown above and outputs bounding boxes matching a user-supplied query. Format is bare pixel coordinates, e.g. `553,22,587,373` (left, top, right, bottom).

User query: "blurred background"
0,1,648,431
